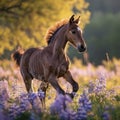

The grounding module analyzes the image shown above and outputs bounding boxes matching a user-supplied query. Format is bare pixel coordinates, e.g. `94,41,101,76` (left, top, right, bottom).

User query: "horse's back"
21,48,39,67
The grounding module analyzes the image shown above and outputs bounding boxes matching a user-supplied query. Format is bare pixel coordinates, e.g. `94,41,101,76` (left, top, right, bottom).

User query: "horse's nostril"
81,45,84,49
78,45,86,52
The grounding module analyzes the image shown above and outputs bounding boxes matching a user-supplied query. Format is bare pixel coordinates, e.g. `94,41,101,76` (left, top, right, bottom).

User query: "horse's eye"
71,30,76,34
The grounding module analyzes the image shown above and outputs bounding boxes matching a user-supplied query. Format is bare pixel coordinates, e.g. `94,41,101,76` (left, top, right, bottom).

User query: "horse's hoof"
66,93,74,99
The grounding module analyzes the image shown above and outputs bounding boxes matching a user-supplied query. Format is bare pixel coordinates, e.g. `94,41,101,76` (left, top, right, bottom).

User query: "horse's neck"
49,26,68,67
52,26,68,55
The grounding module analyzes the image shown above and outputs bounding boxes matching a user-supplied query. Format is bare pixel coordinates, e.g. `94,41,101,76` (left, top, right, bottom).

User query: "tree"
0,0,90,59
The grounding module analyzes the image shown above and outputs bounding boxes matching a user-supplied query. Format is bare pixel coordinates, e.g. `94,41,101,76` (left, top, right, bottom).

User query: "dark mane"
45,19,68,45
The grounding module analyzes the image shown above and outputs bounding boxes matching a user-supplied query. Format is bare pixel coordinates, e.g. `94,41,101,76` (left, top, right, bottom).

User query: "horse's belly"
29,59,45,81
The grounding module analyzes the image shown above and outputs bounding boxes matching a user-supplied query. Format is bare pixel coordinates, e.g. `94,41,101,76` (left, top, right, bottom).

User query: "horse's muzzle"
78,45,86,52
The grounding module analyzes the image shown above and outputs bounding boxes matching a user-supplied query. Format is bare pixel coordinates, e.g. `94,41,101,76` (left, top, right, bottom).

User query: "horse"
12,15,87,107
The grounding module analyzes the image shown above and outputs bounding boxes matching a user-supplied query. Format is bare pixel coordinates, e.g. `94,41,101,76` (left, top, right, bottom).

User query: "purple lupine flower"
9,93,32,120
28,93,38,104
9,104,20,120
0,81,9,110
70,111,77,120
19,102,26,112
18,101,31,115
19,93,28,102
88,80,95,93
79,90,92,112
50,94,65,114
102,106,111,120
50,94,72,115
50,94,75,120
19,93,32,111
94,74,106,94
77,106,87,120
0,110,8,120
77,90,92,120
28,92,41,113
64,109,78,120
38,89,45,99
59,110,70,120
102,111,111,120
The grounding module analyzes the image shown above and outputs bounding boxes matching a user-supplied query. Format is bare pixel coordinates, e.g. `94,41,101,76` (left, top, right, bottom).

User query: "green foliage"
15,112,31,120
15,113,59,120
87,0,120,13
84,13,120,64
15,112,59,120
0,0,90,59
102,58,120,71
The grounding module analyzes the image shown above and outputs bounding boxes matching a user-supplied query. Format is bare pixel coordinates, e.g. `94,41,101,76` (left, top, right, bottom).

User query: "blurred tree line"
0,0,90,60
68,0,120,65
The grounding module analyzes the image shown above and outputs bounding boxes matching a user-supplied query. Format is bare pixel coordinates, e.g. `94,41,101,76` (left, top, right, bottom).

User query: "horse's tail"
12,48,24,67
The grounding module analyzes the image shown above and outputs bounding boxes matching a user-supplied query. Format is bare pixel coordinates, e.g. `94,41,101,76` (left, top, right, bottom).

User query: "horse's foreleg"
48,74,65,95
64,71,79,97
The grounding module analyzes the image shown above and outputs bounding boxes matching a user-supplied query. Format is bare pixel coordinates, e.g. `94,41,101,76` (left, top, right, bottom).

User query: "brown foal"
12,15,86,107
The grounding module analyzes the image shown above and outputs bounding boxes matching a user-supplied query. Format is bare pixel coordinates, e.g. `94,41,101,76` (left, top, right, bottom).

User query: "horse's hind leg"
38,82,49,109
21,71,33,93
63,71,79,98
23,77,33,93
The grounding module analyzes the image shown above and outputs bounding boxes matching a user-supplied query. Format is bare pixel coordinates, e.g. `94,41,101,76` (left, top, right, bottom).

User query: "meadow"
0,58,120,120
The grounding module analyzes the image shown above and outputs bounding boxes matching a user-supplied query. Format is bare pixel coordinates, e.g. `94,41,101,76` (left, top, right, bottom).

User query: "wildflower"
19,93,28,102
0,109,8,120
28,93,38,105
102,111,111,120
77,90,92,120
28,93,41,113
94,74,106,94
0,88,9,109
18,93,32,110
19,100,31,114
9,94,31,120
70,111,77,120
79,90,92,112
9,104,20,120
9,103,30,120
88,80,95,93
50,94,65,114
77,106,87,120
102,106,111,120
38,89,45,99
59,110,70,120
50,94,72,115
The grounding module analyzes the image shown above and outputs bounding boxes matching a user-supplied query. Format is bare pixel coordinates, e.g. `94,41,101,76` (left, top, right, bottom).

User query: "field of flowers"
0,58,120,120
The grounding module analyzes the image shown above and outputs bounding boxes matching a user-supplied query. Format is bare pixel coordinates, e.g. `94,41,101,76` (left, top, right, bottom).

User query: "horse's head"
66,15,86,52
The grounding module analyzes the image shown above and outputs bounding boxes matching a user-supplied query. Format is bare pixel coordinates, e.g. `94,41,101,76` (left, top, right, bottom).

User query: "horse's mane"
45,19,68,45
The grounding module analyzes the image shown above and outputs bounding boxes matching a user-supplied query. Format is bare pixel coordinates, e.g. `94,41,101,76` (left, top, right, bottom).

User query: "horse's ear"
69,15,75,24
75,16,80,24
